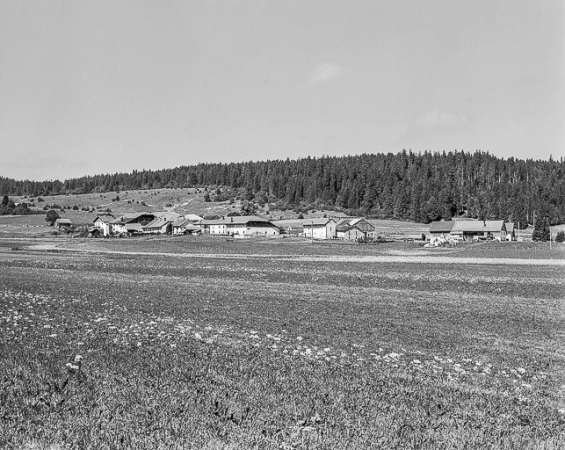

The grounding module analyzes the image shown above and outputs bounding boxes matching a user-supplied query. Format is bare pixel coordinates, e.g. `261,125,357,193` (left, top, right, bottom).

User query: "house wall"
111,223,127,235
209,224,227,235
304,223,335,239
94,220,111,236
344,229,365,241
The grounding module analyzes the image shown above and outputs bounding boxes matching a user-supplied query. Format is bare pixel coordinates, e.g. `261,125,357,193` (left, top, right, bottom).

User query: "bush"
556,231,565,243
45,209,60,226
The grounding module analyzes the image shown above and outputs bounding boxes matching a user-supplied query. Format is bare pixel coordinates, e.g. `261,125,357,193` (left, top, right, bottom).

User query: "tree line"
1,151,563,226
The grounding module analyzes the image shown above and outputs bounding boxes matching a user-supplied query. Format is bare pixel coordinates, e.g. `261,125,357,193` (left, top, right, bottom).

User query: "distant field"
1,238,564,449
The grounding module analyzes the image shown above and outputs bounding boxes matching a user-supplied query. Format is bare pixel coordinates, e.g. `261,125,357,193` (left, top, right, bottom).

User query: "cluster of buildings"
58,212,520,243
81,213,380,241
428,219,516,242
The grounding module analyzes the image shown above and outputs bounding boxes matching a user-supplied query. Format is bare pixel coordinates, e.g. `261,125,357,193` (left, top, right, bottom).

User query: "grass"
1,238,564,449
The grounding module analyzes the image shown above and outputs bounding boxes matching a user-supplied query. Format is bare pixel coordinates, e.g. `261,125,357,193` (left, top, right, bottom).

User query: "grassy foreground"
1,239,564,449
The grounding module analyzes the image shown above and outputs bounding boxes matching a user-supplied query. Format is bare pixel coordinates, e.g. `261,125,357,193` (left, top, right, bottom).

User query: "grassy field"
1,237,564,449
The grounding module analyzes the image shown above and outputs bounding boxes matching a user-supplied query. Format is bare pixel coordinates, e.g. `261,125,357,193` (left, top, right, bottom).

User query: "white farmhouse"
201,216,280,237
303,218,336,239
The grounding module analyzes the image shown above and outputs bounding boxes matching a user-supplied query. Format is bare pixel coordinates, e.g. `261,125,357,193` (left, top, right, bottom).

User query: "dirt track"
10,243,565,266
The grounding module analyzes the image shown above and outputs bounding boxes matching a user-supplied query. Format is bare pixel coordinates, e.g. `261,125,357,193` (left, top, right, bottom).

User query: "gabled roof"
172,218,191,228
110,212,155,224
451,220,505,233
55,219,72,225
201,216,275,226
505,222,515,233
93,215,114,223
429,221,454,233
126,223,144,233
143,218,172,229
336,217,375,231
184,214,203,222
303,218,336,227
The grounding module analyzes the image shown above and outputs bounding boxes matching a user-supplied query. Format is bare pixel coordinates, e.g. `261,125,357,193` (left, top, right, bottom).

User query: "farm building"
143,217,173,235
271,220,304,236
201,216,280,237
92,215,114,237
172,218,201,235
451,220,507,241
125,223,145,235
184,214,203,224
428,221,454,242
110,213,156,235
429,220,508,242
54,218,73,229
336,218,375,240
505,222,516,241
303,218,336,240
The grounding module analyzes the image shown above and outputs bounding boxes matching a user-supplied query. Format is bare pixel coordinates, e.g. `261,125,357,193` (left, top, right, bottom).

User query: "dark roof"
201,216,275,226
143,218,172,229
111,212,155,225
93,215,114,224
452,220,505,233
126,223,144,233
429,221,454,233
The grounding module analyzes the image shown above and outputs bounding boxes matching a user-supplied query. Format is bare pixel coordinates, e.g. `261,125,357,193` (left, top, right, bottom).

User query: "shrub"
45,209,60,226
556,231,565,243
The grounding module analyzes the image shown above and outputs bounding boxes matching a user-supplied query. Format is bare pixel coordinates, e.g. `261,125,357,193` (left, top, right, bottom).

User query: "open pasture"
1,239,564,449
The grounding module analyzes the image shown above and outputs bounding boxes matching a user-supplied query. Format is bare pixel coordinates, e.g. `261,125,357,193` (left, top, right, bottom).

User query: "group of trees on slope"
1,151,563,227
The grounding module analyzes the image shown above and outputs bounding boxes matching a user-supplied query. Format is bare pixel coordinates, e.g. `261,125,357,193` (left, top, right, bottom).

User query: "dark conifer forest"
1,151,563,226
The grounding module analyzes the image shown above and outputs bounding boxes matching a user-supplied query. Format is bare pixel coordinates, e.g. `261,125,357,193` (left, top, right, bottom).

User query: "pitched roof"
184,214,203,222
201,216,275,226
429,221,454,233
110,212,155,224
303,218,335,227
55,218,72,225
143,218,172,229
505,222,515,233
126,223,144,233
452,220,505,233
172,218,191,227
93,215,114,223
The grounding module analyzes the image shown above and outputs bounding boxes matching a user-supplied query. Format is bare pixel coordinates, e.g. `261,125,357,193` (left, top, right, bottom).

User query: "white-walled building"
201,216,280,237
303,218,336,239
92,215,114,237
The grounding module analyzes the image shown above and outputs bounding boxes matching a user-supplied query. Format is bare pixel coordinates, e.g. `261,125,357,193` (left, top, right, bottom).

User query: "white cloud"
310,63,342,85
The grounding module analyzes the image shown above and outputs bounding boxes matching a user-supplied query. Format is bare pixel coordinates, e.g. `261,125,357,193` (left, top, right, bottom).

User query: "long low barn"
200,216,280,237
429,220,511,242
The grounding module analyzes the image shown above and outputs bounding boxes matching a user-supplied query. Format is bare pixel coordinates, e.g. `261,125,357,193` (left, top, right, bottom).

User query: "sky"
0,0,563,181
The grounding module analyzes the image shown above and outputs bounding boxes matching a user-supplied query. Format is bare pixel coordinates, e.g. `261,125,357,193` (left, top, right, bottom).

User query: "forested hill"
1,151,564,225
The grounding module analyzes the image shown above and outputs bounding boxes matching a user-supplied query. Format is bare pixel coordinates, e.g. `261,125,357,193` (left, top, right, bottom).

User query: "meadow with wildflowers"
1,237,564,449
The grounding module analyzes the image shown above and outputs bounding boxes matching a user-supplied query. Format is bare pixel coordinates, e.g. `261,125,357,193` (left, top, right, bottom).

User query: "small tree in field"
45,209,60,226
556,231,565,243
